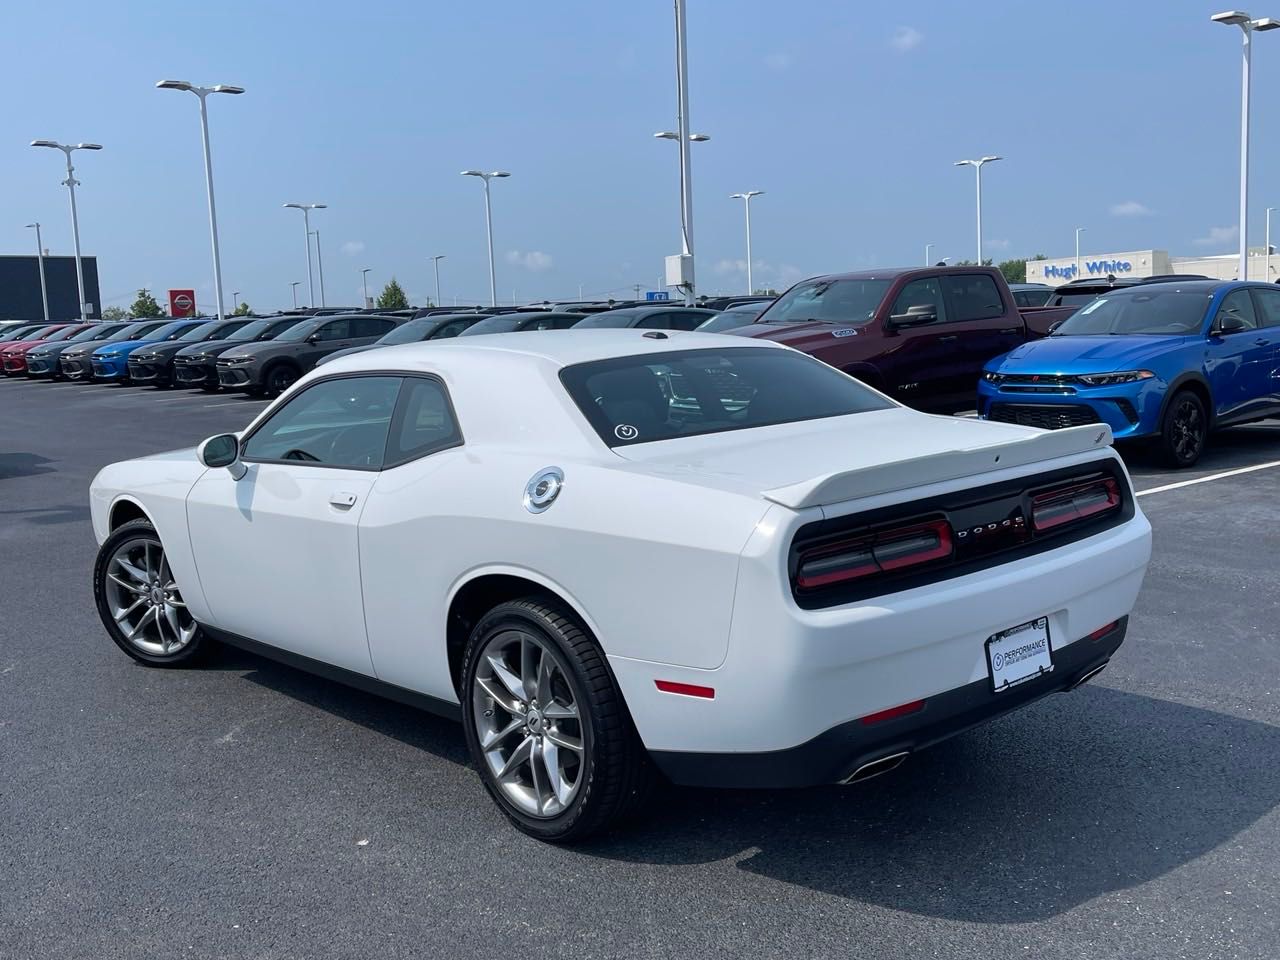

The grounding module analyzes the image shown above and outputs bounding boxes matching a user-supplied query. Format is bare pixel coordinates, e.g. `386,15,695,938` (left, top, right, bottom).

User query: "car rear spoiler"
762,423,1115,510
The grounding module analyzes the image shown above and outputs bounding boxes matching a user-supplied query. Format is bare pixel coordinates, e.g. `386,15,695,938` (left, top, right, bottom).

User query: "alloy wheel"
471,629,586,819
1170,398,1205,464
103,536,197,657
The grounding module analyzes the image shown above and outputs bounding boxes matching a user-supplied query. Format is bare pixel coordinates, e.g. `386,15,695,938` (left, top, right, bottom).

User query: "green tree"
129,288,164,318
954,258,994,267
376,277,410,310
997,258,1027,284
232,301,252,316
101,305,128,321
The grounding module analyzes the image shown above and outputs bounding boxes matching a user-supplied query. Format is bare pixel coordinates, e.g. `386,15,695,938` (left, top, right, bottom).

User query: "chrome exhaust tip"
1068,661,1108,691
840,750,909,785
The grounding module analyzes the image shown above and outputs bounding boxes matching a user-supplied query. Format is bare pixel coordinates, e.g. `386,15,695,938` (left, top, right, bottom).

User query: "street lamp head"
156,79,194,91
30,140,59,149
25,222,38,228
953,159,973,167
76,143,103,151
210,84,245,94
688,133,711,142
981,155,1002,163
491,171,511,178
653,132,678,140
461,169,483,177
1255,17,1280,30
1211,10,1252,25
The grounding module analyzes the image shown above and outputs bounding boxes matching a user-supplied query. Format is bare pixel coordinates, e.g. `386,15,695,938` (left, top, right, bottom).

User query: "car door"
185,374,402,674
939,273,1026,399
879,277,960,408
299,317,355,370
1251,287,1280,405
1205,289,1269,420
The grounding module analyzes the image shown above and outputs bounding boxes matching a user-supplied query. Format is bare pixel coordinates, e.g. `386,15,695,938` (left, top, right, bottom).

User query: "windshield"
43,326,83,342
1049,291,1109,307
277,319,323,341
142,321,195,341
574,311,642,328
560,346,894,448
226,319,272,341
460,317,520,335
761,278,891,326
1054,289,1213,336
68,324,123,341
377,317,438,345
179,321,222,341
112,321,165,341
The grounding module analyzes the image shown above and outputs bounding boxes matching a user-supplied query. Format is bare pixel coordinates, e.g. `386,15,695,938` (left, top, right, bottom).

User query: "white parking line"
200,400,267,409
1137,460,1280,497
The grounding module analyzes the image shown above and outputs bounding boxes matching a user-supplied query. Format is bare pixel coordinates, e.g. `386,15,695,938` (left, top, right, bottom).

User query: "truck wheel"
460,598,654,842
1159,389,1207,468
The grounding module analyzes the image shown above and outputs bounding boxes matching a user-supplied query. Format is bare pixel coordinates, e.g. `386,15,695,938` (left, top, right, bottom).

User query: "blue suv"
978,279,1280,467
89,318,207,382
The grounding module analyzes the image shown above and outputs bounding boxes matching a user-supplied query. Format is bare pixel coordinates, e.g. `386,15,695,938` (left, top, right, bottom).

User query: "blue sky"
4,0,1278,311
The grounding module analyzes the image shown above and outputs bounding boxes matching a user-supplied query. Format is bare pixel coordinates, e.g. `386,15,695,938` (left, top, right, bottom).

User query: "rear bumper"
651,619,1126,788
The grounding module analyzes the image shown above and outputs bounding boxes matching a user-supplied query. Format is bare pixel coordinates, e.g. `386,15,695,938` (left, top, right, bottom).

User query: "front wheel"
460,598,654,842
1159,389,1208,468
93,518,210,667
263,363,299,398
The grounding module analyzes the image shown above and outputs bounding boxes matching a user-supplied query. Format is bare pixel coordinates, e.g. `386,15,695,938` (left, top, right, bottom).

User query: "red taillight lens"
1030,477,1120,532
796,519,952,590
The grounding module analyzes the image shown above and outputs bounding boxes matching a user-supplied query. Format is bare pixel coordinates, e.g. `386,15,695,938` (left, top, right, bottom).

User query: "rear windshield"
560,347,893,447
760,278,891,326
1054,289,1213,336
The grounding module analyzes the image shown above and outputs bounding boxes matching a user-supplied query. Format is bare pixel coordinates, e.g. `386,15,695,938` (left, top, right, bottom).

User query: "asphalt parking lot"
2,377,1279,960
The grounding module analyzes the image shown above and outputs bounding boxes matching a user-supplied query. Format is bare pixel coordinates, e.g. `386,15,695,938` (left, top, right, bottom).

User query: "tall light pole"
460,171,510,307
232,290,241,313
156,80,244,322
925,242,935,266
1075,226,1086,279
290,281,301,309
24,222,50,323
361,268,372,307
430,255,445,307
312,228,327,307
283,202,326,306
729,191,764,295
30,140,102,321
1213,12,1279,280
1267,206,1276,281
954,155,1002,264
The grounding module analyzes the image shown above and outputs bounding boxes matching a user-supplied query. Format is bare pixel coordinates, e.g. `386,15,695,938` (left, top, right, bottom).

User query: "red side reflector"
859,699,925,725
655,680,716,699
1085,620,1119,642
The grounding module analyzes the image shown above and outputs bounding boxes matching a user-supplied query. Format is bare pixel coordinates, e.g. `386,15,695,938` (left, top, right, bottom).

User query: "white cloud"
764,52,791,71
1195,225,1238,247
1110,200,1152,217
340,240,365,257
715,258,749,275
984,238,1011,252
890,26,923,53
505,250,553,272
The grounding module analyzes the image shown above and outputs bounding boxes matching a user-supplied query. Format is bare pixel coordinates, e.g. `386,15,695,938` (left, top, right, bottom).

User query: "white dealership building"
1025,248,1278,284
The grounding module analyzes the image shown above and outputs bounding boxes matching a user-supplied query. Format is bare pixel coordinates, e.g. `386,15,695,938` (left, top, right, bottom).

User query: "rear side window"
317,319,351,341
560,346,893,447
354,317,395,338
941,274,1005,322
432,319,475,338
637,313,673,330
668,311,710,331
386,377,464,465
1252,288,1280,328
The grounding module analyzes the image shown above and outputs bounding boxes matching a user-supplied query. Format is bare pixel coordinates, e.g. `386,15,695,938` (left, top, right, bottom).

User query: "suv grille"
988,403,1100,430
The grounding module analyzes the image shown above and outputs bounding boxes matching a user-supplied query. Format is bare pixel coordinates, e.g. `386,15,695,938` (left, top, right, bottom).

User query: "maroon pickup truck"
732,266,1076,412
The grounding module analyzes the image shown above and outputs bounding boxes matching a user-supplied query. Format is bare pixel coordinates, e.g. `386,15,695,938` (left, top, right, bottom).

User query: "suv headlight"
223,356,255,364
1077,370,1156,386
98,351,122,360
982,371,1003,383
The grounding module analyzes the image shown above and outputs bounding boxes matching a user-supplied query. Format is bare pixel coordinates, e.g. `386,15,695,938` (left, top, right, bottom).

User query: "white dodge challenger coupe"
90,330,1152,841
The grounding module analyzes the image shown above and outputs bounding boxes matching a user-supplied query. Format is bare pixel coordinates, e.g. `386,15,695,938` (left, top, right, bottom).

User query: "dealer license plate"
986,617,1053,692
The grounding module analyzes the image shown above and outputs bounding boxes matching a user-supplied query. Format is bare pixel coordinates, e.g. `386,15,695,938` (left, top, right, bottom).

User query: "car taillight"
796,519,952,590
1030,477,1120,532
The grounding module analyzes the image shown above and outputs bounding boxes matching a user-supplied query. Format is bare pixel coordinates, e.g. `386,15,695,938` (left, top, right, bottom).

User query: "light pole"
430,255,445,307
954,155,1002,264
729,191,764,295
460,171,510,307
283,202,326,306
232,290,241,313
1267,207,1276,281
312,228,327,307
290,281,301,309
24,222,50,323
361,268,372,307
30,140,102,321
1075,226,1086,279
925,242,935,266
156,80,244,322
654,126,710,306
1213,12,1279,280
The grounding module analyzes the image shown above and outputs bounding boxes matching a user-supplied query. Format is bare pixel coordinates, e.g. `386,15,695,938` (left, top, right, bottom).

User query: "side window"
242,376,401,469
889,278,948,325
432,320,471,338
1217,290,1259,332
668,311,706,331
317,319,351,341
637,314,672,330
354,317,395,338
942,274,1005,322
1251,288,1280,328
386,377,463,465
552,316,582,329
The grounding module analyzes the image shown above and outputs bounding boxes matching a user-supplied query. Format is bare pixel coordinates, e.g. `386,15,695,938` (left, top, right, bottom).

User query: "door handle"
999,327,1020,334
938,335,959,343
329,492,358,508
1255,338,1271,346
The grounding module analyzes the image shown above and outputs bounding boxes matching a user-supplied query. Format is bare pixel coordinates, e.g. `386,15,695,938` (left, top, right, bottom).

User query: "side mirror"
198,433,246,480
888,304,938,327
1048,319,1064,334
1213,314,1248,336
306,333,321,344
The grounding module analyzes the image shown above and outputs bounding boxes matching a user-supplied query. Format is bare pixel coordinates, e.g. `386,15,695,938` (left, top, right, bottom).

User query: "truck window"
889,279,948,324
942,274,1004,322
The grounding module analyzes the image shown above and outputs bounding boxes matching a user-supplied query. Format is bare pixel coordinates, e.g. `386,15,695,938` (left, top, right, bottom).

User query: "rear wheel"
1159,389,1207,468
93,518,210,667
460,598,654,842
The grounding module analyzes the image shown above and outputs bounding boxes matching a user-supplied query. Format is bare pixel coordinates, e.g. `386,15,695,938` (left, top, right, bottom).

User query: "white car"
90,331,1152,841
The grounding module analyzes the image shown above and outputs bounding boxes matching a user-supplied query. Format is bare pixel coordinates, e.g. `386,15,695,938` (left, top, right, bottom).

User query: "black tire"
199,381,221,393
460,598,655,842
1158,389,1208,468
262,362,299,398
93,518,212,668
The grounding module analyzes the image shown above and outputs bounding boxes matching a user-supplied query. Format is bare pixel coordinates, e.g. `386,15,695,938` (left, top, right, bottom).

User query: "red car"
0,323,84,376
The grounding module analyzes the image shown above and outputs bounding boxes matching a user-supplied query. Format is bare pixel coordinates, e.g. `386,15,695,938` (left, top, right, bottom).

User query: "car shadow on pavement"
0,452,56,480
0,504,90,525
583,686,1280,924
1121,420,1280,474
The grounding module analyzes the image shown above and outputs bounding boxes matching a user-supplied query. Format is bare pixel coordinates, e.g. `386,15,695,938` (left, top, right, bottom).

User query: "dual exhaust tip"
839,660,1110,786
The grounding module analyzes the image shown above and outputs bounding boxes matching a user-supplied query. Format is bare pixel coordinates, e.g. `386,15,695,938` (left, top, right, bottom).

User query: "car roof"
1100,278,1246,296
317,329,788,376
